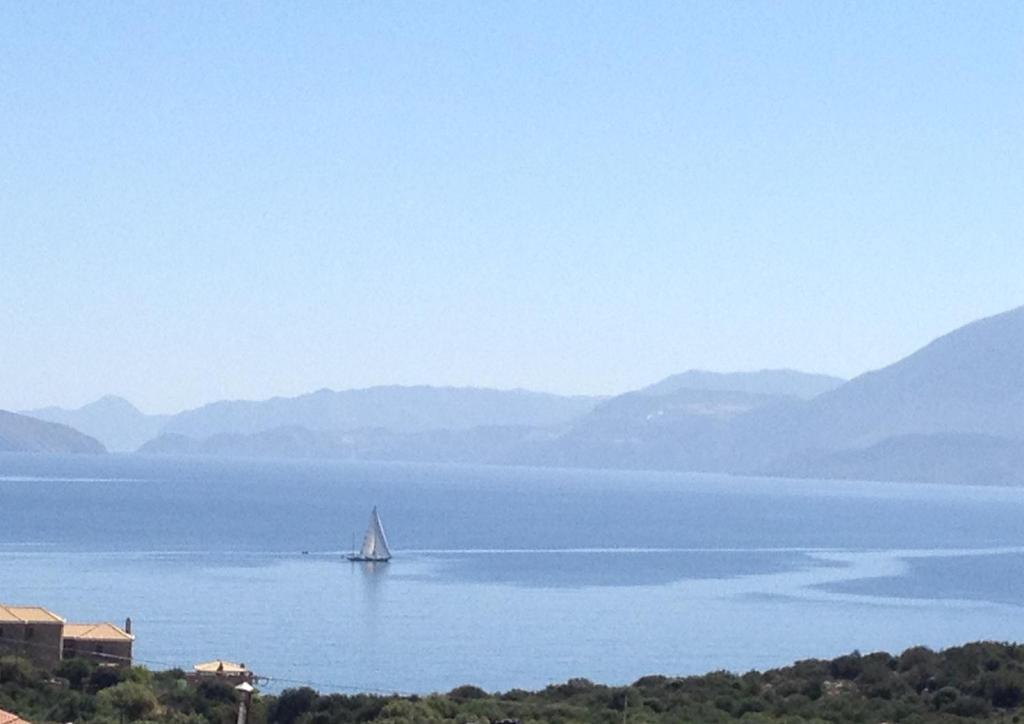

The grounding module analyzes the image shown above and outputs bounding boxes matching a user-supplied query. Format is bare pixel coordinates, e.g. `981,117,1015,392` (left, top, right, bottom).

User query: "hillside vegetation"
6,642,1024,723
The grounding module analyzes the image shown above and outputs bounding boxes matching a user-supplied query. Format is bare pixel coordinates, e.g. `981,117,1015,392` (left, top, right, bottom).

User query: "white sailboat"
347,506,392,562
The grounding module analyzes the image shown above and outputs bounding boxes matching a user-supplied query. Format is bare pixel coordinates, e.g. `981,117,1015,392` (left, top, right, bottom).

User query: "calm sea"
2,452,1024,693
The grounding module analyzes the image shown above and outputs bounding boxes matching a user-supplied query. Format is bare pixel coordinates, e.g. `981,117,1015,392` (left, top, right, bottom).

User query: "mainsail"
357,507,391,560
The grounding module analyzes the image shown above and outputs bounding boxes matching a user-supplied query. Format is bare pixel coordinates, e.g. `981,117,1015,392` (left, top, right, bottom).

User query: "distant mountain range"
19,386,602,454
135,370,842,466
11,304,1024,486
160,386,601,438
0,410,105,453
23,396,168,452
529,305,1024,482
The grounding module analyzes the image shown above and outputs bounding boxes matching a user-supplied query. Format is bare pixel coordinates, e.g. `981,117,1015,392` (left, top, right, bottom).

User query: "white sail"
357,507,391,560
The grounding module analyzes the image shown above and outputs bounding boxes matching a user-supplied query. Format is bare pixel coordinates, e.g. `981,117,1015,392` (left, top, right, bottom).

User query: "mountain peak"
641,369,845,400
20,395,165,452
83,395,141,414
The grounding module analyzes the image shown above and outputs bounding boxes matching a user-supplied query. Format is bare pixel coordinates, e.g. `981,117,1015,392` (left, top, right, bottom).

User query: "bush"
97,681,159,721
44,690,96,722
981,671,1024,708
88,665,123,693
947,694,991,718
58,657,97,690
271,686,319,724
931,685,959,710
829,652,863,680
0,656,38,686
447,685,487,700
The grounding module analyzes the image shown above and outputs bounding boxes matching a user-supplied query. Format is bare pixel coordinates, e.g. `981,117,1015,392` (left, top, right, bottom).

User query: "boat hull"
346,555,391,562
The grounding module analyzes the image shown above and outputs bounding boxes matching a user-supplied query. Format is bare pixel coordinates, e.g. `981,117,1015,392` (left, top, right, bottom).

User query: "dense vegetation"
6,642,1024,723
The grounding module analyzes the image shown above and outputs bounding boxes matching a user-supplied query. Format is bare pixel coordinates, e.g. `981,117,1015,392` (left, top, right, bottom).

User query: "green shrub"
97,680,160,721
271,686,319,724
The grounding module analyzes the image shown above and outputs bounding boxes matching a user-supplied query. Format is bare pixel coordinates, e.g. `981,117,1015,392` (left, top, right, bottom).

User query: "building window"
25,626,34,639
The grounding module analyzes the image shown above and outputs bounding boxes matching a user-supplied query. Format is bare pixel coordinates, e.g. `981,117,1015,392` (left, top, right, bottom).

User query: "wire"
259,675,413,697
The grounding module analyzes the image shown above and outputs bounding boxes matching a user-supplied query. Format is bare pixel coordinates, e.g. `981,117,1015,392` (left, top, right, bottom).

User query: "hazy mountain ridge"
639,369,845,399
15,305,1024,485
0,410,106,453
22,395,168,452
139,424,549,463
788,305,1024,448
17,386,601,454
530,306,1024,483
133,378,832,468
161,385,602,438
518,388,797,471
722,305,1024,477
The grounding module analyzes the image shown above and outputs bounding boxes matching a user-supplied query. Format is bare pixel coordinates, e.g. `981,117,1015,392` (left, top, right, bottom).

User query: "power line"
260,675,413,697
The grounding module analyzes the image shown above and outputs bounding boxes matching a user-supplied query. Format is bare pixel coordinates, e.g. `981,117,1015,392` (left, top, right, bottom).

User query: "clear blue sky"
1,1,1022,413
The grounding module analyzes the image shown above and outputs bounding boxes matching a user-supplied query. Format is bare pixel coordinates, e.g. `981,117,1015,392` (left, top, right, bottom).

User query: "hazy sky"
2,2,1022,413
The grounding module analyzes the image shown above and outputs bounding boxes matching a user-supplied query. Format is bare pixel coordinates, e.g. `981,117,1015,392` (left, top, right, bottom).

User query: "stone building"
0,605,65,669
0,603,133,669
62,621,134,666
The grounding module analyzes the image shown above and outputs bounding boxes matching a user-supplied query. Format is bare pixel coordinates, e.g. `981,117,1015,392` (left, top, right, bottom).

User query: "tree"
97,680,159,722
57,657,96,690
270,686,318,724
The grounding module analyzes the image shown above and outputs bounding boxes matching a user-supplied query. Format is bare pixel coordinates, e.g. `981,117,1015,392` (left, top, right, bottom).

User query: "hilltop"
0,410,105,454
530,305,1024,483
639,368,845,399
22,396,167,453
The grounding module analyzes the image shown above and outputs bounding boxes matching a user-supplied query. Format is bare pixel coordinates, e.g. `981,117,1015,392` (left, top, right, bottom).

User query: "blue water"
2,453,1024,693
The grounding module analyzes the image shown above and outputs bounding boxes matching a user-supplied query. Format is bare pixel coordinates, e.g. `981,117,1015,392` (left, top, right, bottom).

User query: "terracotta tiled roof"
0,707,30,724
63,622,133,642
194,660,249,674
0,605,64,624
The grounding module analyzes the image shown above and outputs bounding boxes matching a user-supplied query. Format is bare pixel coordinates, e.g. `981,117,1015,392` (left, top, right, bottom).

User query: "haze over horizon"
2,2,1022,413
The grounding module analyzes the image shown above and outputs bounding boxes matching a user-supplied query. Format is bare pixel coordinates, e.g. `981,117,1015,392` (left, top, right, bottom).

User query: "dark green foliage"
56,656,96,690
270,686,319,724
447,684,487,700
97,680,160,721
87,662,123,693
8,642,1024,722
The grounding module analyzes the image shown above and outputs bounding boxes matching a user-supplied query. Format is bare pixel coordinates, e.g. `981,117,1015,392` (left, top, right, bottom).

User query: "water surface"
2,453,1023,693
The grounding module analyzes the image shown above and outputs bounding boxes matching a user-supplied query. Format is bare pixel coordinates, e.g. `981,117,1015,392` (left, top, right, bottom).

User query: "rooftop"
0,605,64,624
0,708,30,724
64,622,134,642
194,660,249,674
